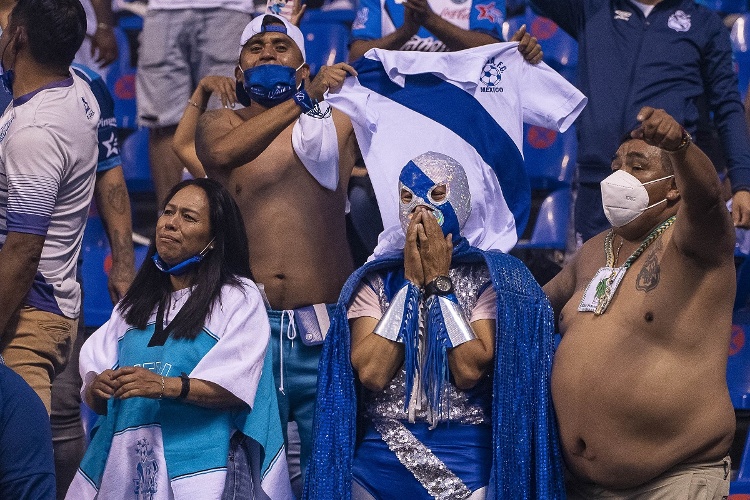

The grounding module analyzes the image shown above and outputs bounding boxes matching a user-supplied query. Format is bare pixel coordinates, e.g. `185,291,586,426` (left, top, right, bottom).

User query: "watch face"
436,276,452,292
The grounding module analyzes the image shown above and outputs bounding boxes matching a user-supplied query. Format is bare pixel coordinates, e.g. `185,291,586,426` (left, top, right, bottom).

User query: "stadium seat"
698,0,748,14
523,124,577,190
105,25,138,130
526,7,578,70
120,127,153,193
80,216,150,328
729,304,750,494
504,10,577,83
731,14,750,101
503,13,526,40
515,188,571,250
299,9,356,75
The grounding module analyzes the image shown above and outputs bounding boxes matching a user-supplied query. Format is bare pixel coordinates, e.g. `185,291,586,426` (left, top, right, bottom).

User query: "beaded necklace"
593,215,676,315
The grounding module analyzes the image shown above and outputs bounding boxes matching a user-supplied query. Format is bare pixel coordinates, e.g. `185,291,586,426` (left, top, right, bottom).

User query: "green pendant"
595,278,607,300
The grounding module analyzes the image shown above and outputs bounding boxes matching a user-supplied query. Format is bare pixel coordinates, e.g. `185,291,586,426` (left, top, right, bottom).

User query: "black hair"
118,178,252,340
8,0,86,71
262,14,286,27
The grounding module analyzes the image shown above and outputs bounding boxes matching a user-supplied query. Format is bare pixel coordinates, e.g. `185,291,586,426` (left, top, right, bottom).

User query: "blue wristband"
293,88,317,113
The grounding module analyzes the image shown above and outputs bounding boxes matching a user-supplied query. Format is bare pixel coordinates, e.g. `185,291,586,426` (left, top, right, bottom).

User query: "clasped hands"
89,366,167,403
404,207,453,288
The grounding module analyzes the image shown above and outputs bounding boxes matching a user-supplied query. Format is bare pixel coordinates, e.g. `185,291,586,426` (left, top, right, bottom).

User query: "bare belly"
224,137,356,310
552,323,735,489
246,219,354,310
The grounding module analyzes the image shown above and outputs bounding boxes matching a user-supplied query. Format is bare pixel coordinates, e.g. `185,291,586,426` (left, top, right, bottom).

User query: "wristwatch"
425,275,454,296
671,128,692,152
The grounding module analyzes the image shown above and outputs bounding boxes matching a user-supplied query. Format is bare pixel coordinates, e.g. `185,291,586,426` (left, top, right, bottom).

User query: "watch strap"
670,127,692,152
177,372,190,400
425,276,453,296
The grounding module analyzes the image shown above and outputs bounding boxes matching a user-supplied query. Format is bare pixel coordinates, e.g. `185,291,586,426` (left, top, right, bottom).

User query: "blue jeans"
222,432,254,500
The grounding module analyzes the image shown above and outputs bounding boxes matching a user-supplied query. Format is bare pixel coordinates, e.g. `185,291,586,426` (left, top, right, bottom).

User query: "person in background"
0,364,55,500
174,75,237,178
0,0,99,413
136,0,254,208
74,0,118,77
348,0,541,60
530,0,750,244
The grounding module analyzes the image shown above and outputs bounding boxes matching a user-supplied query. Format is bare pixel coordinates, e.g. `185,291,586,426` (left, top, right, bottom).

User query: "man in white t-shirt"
137,0,254,209
0,0,100,413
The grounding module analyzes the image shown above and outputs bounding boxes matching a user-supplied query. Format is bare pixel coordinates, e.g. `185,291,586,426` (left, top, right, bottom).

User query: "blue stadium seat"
105,25,138,130
728,313,750,409
698,0,748,14
503,14,526,40
504,11,577,83
120,127,153,193
523,124,577,190
526,7,578,71
730,308,750,495
515,188,571,249
299,9,356,75
81,216,149,328
731,14,750,101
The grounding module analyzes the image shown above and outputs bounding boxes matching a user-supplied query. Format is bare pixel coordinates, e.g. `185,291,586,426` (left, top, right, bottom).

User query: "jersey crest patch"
668,10,691,32
479,57,506,92
353,7,369,30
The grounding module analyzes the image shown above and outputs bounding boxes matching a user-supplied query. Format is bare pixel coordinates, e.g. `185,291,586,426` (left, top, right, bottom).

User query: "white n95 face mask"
600,170,674,227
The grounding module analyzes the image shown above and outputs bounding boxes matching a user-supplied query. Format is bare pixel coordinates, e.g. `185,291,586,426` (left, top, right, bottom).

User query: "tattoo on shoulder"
635,238,662,292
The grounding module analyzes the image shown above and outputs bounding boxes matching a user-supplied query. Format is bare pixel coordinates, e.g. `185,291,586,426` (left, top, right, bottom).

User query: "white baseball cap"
239,14,306,61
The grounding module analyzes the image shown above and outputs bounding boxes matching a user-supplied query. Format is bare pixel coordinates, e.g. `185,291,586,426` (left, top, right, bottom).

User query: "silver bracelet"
187,99,206,111
373,282,421,343
426,295,476,347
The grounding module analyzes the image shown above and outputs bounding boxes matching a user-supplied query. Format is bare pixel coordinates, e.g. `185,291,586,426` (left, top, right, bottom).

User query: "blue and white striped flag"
327,43,586,256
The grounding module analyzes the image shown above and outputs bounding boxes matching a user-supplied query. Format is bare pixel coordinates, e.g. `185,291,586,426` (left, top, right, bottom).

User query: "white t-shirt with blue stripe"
0,74,100,318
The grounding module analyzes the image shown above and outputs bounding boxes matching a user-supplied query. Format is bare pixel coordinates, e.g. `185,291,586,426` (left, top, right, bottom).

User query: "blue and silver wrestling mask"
398,152,471,244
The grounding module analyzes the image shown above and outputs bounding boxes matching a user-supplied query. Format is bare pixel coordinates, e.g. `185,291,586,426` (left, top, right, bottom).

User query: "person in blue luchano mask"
305,152,565,499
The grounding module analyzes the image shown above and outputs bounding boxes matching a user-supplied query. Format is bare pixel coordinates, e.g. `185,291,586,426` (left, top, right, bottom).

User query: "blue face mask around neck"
242,63,303,108
152,238,215,276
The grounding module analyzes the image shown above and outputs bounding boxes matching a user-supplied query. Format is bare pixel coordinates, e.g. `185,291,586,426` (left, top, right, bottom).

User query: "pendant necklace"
593,215,676,315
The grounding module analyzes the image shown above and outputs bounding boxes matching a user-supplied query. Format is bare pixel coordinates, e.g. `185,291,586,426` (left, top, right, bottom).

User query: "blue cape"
303,241,565,499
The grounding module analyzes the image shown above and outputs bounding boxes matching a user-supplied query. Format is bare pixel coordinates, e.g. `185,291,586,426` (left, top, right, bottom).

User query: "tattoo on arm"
109,230,132,260
105,182,129,215
635,239,662,292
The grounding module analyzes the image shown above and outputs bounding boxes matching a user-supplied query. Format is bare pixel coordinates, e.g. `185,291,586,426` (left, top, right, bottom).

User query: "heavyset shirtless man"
545,107,736,498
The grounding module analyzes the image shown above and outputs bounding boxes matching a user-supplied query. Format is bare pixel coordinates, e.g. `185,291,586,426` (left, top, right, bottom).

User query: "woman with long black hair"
66,178,292,500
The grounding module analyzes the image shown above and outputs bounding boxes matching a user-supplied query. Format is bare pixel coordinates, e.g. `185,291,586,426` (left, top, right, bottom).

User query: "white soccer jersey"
327,43,587,255
0,74,100,318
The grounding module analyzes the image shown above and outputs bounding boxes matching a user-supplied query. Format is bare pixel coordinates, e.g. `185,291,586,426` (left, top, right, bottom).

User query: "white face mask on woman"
600,169,674,227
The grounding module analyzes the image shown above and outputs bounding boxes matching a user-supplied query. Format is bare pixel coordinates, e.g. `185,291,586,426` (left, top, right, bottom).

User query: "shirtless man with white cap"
195,13,358,486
